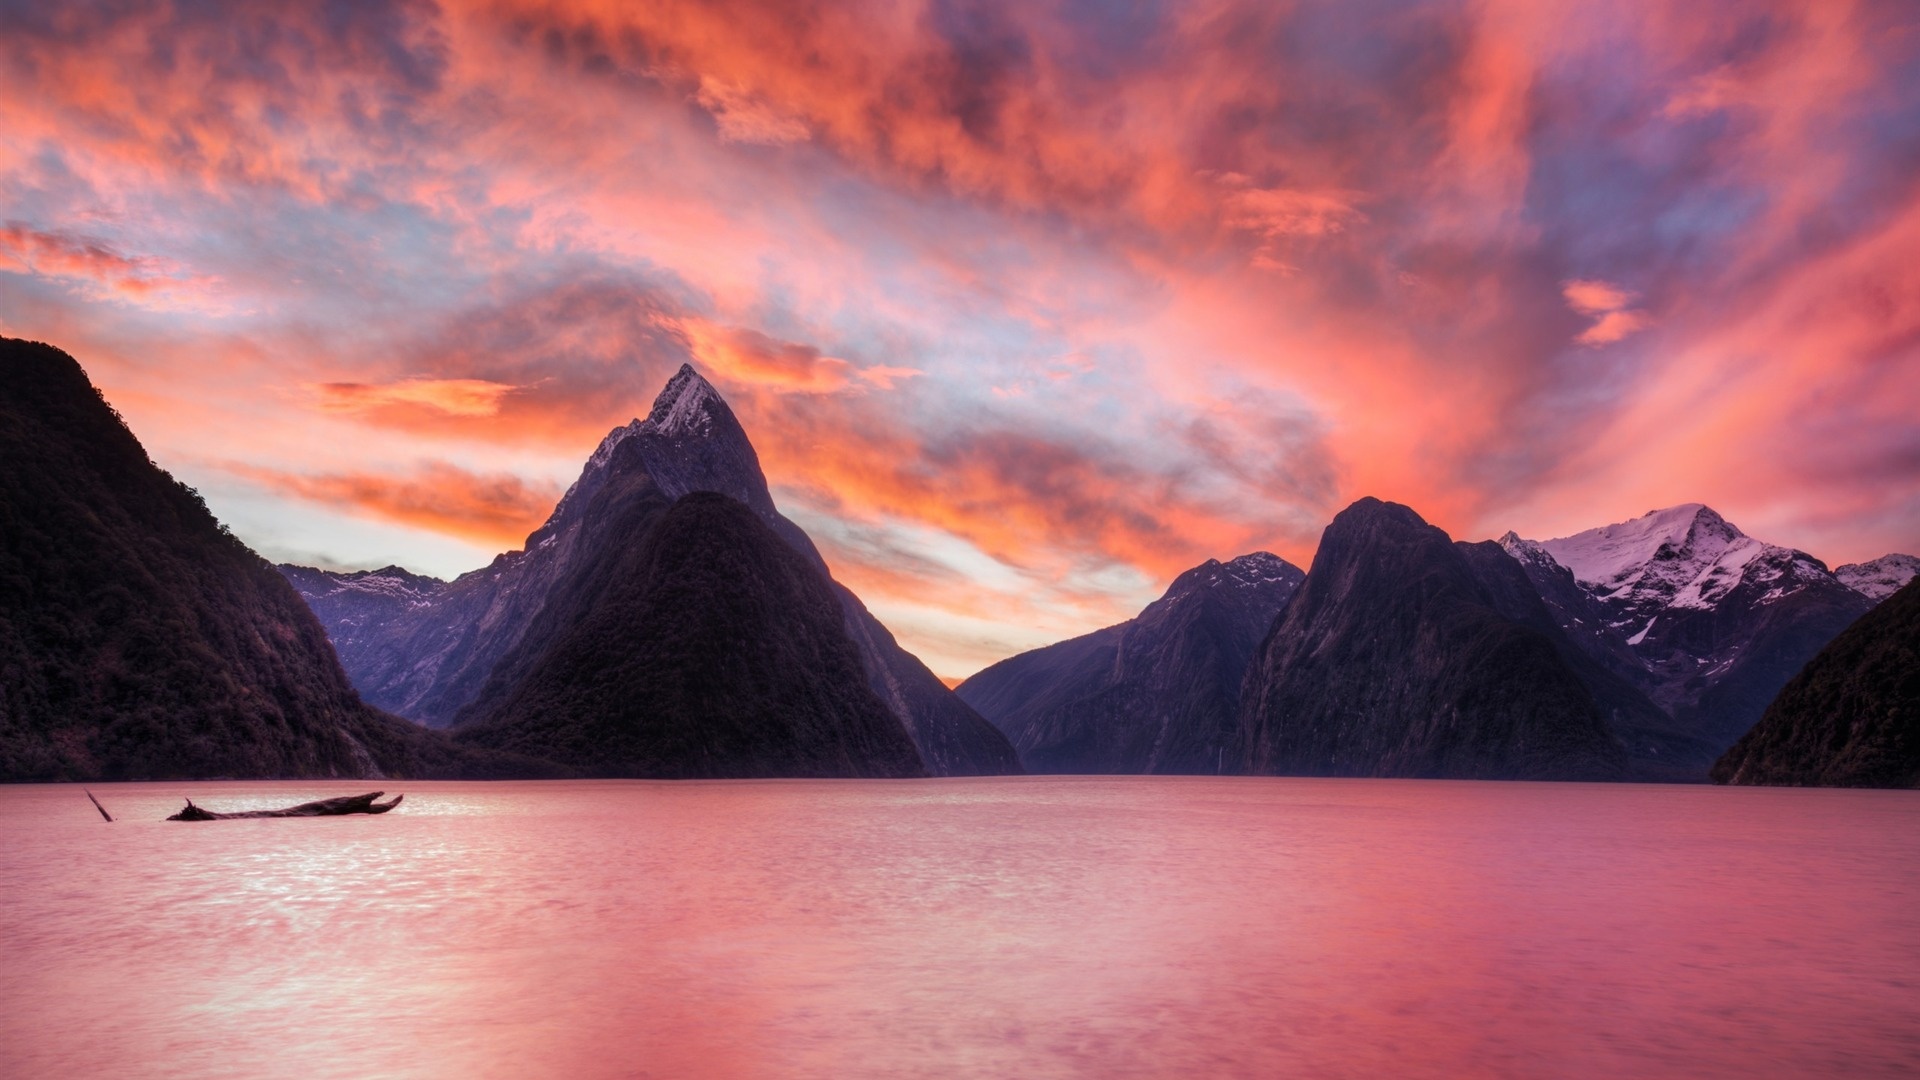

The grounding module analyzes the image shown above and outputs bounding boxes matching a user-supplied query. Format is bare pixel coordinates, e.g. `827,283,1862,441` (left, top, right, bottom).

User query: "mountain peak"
1835,553,1920,602
1538,504,1747,591
642,363,723,438
534,364,760,545
1321,497,1433,545
1157,551,1304,605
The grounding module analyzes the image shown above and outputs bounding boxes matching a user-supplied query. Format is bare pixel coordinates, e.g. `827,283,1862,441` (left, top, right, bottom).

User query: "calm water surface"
3,777,1918,1078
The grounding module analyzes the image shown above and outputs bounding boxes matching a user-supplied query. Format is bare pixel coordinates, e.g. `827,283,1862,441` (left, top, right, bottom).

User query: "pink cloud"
307,378,522,418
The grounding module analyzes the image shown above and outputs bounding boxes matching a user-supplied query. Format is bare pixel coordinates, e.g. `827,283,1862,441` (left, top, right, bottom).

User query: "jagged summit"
1836,554,1920,602
645,363,723,437
1498,529,1543,557
1539,504,1735,593
1535,504,1836,626
1157,552,1301,604
280,358,1021,775
536,363,772,546
1506,503,1871,758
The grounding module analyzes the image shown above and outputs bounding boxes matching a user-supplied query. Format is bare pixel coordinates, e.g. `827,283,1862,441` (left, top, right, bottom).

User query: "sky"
2,0,1918,680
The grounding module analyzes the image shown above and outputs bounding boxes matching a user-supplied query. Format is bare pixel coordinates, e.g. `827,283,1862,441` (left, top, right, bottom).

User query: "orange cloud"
307,378,521,418
695,77,811,145
1562,280,1633,316
684,321,854,393
682,321,919,395
230,461,562,548
1563,279,1650,346
1576,310,1651,346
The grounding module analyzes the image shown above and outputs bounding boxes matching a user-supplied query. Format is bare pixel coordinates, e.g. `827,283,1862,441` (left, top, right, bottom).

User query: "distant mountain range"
965,499,1916,784
283,364,1019,778
5,332,1912,787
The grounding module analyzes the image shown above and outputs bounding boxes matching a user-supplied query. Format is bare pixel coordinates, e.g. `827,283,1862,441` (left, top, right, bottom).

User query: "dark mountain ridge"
284,365,1020,776
1235,499,1627,781
456,478,927,779
0,337,538,781
959,552,1304,773
1713,578,1920,788
1457,540,1715,778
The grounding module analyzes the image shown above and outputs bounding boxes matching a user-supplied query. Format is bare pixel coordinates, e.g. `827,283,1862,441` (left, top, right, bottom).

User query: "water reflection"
2,778,1918,1078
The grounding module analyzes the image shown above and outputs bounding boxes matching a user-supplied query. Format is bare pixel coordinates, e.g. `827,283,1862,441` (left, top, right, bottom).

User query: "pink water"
3,777,1917,1078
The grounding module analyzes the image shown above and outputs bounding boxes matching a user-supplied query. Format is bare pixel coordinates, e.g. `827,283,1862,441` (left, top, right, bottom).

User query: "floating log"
85,789,113,822
166,791,404,821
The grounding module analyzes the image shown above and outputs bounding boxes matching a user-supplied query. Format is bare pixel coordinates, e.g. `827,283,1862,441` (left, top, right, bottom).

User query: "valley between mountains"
4,335,1915,786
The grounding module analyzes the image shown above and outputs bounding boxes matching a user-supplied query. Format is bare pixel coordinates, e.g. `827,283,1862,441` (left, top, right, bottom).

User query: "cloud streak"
229,461,563,548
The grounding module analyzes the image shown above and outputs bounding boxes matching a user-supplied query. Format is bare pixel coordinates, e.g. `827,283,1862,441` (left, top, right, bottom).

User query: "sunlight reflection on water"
2,777,1918,1079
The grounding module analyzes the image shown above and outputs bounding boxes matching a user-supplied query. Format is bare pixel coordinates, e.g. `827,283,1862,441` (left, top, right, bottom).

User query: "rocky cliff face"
958,553,1303,773
1235,499,1627,781
1520,505,1873,757
1714,579,1920,788
284,364,1019,775
455,475,927,778
0,337,531,781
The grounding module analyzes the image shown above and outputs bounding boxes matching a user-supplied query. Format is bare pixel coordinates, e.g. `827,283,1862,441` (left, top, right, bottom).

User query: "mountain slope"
283,365,1019,775
1835,554,1920,602
541,367,1016,775
1457,540,1716,778
275,565,448,684
457,483,927,778
958,553,1304,773
1531,505,1872,754
0,337,528,781
1713,579,1920,788
1236,499,1626,781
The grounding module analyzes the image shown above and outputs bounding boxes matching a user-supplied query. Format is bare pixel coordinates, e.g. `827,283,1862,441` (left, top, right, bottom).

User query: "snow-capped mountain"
1538,505,1845,642
1835,554,1920,602
282,364,1020,776
276,565,447,670
1508,505,1872,757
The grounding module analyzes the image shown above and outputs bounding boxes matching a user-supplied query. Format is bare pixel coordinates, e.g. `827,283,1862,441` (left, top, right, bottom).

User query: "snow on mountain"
299,565,446,603
1835,554,1920,602
1537,505,1834,631
650,364,721,437
541,365,733,536
1512,504,1872,757
1155,552,1301,601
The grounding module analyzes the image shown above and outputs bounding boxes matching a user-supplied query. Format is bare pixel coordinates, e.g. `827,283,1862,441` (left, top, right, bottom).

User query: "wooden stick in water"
85,789,113,822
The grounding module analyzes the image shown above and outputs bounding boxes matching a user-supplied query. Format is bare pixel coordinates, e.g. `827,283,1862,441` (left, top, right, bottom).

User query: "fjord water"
3,779,1917,1079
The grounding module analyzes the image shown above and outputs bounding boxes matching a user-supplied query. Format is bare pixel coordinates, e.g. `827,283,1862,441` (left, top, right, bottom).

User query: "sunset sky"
2,0,1917,679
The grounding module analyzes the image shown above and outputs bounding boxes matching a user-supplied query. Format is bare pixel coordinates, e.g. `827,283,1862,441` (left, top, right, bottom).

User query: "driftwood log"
166,791,404,821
